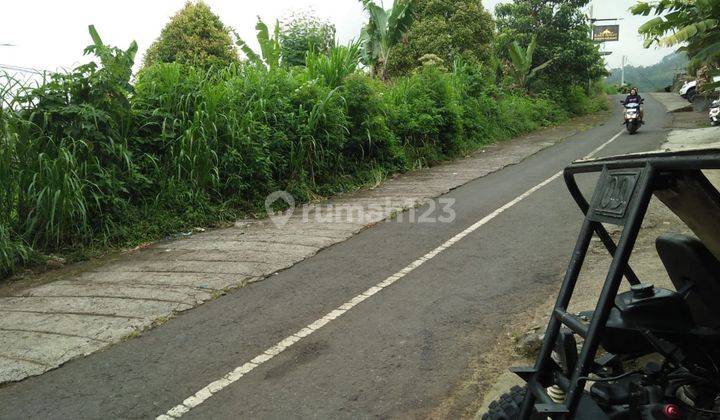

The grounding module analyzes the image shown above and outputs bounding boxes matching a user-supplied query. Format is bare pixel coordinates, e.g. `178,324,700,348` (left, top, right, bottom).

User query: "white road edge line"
157,130,625,419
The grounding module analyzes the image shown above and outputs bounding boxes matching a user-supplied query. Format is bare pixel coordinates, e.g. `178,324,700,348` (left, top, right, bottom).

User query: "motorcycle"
709,99,719,126
622,99,643,134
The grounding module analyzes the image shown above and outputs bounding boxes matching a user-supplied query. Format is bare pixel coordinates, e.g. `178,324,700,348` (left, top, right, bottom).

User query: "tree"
280,12,336,67
143,1,238,69
235,18,282,70
632,0,719,90
358,0,414,80
507,35,555,89
495,0,605,91
386,0,495,77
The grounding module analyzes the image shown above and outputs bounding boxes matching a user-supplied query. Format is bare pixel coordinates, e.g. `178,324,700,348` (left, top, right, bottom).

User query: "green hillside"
605,52,688,92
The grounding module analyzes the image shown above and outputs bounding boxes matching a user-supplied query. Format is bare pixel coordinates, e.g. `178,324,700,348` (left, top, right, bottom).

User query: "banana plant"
358,0,414,80
85,25,137,76
633,0,719,55
235,17,282,69
83,25,137,93
506,35,554,89
633,0,719,90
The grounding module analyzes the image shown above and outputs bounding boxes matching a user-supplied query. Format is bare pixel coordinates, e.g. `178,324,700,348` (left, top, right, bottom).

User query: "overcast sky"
0,0,676,78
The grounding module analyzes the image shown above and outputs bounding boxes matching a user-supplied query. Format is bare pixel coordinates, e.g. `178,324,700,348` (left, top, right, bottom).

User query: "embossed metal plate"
588,167,643,225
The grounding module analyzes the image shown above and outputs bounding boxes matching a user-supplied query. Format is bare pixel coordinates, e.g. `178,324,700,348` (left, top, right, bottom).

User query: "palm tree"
506,35,554,89
358,0,414,80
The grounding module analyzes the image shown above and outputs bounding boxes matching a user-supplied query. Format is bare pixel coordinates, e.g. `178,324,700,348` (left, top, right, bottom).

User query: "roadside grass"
0,36,606,280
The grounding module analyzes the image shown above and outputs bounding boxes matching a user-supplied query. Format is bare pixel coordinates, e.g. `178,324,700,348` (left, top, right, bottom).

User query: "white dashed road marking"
157,130,625,418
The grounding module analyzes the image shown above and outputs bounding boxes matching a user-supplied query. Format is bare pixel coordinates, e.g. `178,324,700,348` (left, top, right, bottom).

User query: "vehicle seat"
656,233,720,328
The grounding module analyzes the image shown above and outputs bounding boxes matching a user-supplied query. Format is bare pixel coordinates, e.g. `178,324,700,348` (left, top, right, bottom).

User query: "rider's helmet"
630,87,638,95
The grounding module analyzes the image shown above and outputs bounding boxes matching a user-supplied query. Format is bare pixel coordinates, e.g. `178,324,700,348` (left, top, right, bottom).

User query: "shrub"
0,89,16,229
387,66,464,166
134,62,352,201
7,28,139,249
566,85,592,116
0,96,32,276
451,61,505,146
565,85,607,116
133,63,223,204
280,12,336,67
143,1,238,69
339,74,406,170
0,225,33,278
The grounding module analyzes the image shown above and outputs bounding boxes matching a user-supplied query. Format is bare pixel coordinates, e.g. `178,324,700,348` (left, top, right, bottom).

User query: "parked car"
680,76,720,102
679,80,697,101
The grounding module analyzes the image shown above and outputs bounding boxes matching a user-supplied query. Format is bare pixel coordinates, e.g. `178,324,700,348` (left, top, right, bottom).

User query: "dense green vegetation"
495,0,607,91
605,52,688,92
0,1,607,278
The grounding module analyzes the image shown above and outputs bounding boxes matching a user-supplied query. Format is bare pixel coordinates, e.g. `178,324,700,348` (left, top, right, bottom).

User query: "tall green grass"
0,74,34,275
306,43,361,88
0,35,602,278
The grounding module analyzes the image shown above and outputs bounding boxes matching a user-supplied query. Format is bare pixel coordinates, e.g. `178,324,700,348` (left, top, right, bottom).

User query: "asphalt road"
0,96,671,419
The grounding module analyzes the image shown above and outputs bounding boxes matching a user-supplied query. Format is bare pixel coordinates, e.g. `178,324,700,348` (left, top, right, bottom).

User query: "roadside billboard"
593,25,620,42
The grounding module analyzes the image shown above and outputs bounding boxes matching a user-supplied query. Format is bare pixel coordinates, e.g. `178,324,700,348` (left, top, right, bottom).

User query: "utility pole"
588,5,622,91
588,5,593,91
620,55,627,87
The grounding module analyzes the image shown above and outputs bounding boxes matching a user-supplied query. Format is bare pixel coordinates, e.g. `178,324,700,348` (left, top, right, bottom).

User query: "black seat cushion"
656,233,720,328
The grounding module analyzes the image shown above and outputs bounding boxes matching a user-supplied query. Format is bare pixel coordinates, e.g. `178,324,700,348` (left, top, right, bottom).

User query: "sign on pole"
592,25,619,42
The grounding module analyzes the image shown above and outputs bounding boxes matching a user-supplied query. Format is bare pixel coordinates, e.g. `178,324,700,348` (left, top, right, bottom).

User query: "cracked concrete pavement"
0,112,609,384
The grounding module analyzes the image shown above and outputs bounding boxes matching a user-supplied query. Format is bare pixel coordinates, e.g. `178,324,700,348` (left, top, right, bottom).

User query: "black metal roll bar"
516,149,720,419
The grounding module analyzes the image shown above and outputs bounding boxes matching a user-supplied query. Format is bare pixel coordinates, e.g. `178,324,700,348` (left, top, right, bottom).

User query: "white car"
679,80,697,100
679,76,720,102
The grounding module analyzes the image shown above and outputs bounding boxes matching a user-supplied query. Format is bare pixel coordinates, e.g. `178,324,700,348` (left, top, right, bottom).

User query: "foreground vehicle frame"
512,149,720,419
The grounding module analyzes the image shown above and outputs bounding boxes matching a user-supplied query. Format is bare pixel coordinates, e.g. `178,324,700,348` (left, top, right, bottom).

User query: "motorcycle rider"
623,87,644,122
